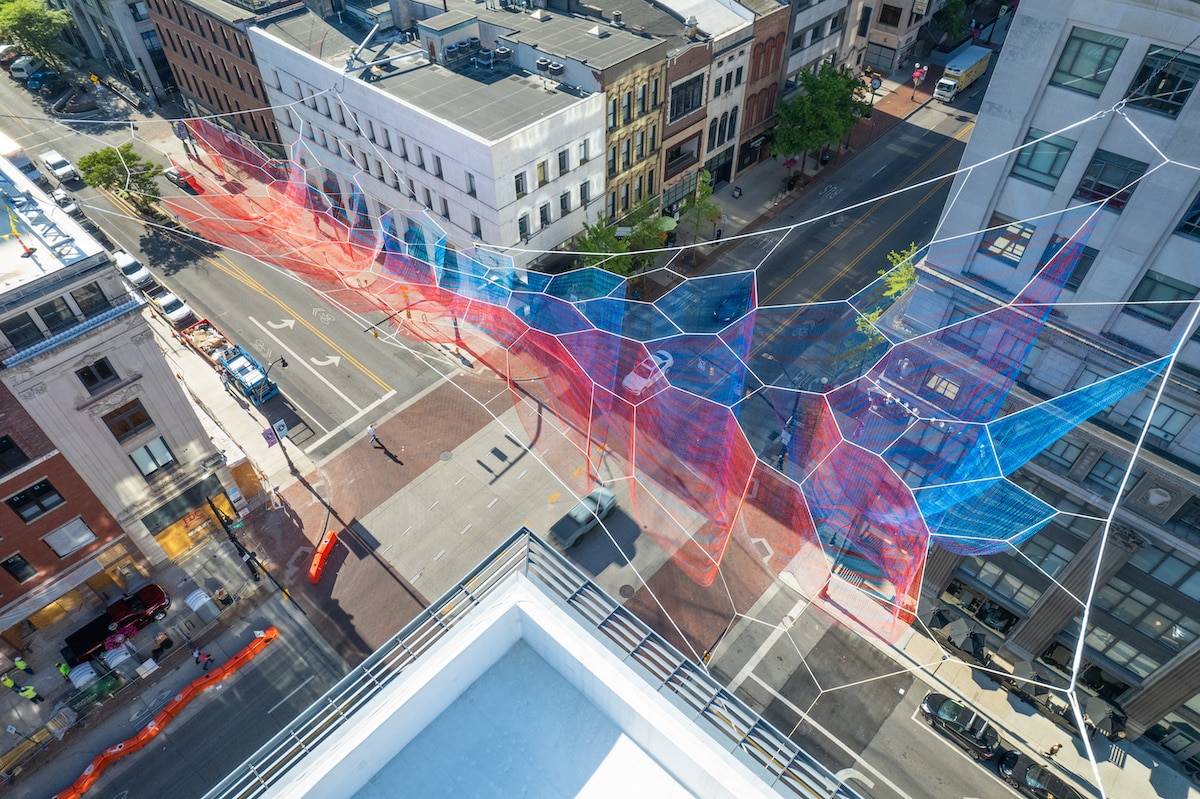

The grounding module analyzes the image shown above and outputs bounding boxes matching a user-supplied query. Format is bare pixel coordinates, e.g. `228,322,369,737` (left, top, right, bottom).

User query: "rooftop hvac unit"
495,46,513,62
548,62,564,77
612,9,623,26
469,37,481,51
536,57,552,75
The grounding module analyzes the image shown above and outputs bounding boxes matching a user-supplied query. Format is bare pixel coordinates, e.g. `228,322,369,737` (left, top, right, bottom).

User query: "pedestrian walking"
366,424,379,445
18,685,42,704
56,662,71,681
1,675,18,692
197,651,214,671
13,656,32,675
1044,742,1062,758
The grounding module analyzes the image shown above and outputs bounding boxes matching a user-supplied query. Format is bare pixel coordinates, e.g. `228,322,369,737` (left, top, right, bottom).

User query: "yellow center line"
753,122,975,358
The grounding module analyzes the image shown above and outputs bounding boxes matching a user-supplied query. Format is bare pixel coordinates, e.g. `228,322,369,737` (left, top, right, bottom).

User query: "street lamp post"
911,63,927,100
207,497,307,615
258,357,287,402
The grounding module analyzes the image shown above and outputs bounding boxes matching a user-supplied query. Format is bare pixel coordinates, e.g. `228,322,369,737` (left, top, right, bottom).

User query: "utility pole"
207,497,306,615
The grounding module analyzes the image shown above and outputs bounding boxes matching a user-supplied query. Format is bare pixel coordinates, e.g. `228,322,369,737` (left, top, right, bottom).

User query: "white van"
9,56,44,81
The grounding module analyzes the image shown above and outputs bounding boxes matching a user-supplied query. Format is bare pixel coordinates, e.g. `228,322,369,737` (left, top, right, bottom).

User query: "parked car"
153,291,196,327
918,692,999,760
60,584,171,666
24,70,56,90
40,149,77,182
622,350,674,396
549,486,617,548
163,165,194,189
999,751,1084,799
0,46,24,73
38,76,69,98
114,250,153,287
51,188,81,216
9,55,44,81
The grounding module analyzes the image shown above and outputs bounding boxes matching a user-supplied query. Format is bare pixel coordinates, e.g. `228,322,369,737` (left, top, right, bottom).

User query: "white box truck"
934,46,992,102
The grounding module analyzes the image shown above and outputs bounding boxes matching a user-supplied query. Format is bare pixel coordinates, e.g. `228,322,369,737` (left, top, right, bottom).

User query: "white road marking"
268,675,315,714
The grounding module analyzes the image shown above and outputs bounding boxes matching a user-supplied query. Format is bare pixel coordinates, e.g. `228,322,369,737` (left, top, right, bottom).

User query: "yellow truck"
934,46,992,102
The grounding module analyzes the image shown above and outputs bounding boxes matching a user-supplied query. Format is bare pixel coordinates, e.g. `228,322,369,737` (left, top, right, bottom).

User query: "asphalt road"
0,76,452,460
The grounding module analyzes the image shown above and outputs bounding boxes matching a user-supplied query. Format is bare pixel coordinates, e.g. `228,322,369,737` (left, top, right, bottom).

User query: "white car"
114,251,153,287
51,188,81,217
154,293,195,327
40,149,77,182
163,165,194,190
622,350,674,396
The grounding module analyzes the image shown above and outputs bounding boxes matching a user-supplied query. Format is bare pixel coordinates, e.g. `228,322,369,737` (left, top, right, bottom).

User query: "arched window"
764,39,775,79
708,118,720,151
772,34,785,72
717,112,729,146
751,43,764,83
728,106,738,141
746,95,758,129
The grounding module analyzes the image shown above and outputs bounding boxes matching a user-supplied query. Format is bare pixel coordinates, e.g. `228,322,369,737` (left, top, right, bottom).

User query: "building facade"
0,159,241,652
147,0,289,152
60,0,173,102
924,0,1200,778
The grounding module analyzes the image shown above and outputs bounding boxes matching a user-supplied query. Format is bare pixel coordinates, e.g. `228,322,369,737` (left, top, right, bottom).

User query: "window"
7,480,64,522
433,155,443,178
537,161,548,187
1065,246,1098,291
35,297,76,335
471,214,482,238
131,436,176,477
1051,27,1126,96
620,184,629,212
77,358,119,394
608,98,617,129
1,554,36,583
514,172,526,198
669,74,706,122
1127,46,1200,118
1084,454,1143,499
1124,270,1197,327
735,66,743,86
878,4,901,27
1012,128,1076,188
925,373,960,401
128,1,148,20
622,91,632,124
44,518,97,557
439,197,449,219
558,150,570,174
1126,396,1194,443
102,399,153,441
1,312,44,349
713,75,723,97
422,187,432,209
579,139,590,163
466,172,477,197
560,191,571,215
1039,436,1083,472
636,131,645,160
607,191,616,220
622,140,631,170
978,214,1036,266
0,436,29,476
518,214,530,239
1074,150,1148,210
539,203,551,228
651,78,660,108
708,118,719,151
728,106,738,141
724,74,733,93
1177,192,1200,239
637,85,646,115
608,147,617,177
580,180,591,204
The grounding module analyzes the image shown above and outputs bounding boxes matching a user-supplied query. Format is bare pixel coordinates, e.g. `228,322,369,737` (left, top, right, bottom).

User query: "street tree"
772,65,871,175
855,242,921,341
0,0,71,65
573,200,662,277
936,0,969,42
78,144,163,208
678,169,722,246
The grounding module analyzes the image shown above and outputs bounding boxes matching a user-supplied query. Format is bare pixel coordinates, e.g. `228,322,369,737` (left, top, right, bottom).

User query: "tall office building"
923,0,1200,776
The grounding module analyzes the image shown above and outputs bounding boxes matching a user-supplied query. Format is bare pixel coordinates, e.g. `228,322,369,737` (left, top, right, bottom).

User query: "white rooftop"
207,532,851,799
656,0,754,40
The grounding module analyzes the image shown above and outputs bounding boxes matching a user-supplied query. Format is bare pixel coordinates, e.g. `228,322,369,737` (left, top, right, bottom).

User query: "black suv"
999,751,1084,799
918,692,999,760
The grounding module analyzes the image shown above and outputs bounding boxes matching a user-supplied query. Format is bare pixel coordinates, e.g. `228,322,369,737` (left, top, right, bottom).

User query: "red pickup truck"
60,584,171,666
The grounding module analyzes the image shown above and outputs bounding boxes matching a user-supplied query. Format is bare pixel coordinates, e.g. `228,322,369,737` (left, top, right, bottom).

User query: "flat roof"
262,10,594,141
205,531,850,799
500,10,667,69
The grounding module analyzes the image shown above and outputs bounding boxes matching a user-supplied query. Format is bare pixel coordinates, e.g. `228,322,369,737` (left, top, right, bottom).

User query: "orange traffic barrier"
309,529,339,583
51,626,280,799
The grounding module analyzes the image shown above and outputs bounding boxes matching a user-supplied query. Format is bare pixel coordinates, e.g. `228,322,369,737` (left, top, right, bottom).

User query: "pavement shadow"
138,225,218,276
571,512,638,575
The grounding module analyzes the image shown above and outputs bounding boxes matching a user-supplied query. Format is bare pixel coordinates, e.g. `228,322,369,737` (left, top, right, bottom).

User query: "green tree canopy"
78,144,163,205
936,0,969,42
772,65,871,171
573,200,662,277
678,169,722,245
0,0,71,65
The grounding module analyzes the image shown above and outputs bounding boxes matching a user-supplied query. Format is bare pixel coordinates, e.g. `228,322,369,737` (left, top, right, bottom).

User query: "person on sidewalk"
194,650,215,671
56,662,71,681
13,657,32,675
366,424,379,445
1,675,19,692
18,685,42,704
1044,742,1062,757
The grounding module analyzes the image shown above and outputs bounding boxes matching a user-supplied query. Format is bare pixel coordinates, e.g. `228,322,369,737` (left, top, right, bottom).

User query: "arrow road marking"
249,316,361,412
267,318,296,329
310,355,342,368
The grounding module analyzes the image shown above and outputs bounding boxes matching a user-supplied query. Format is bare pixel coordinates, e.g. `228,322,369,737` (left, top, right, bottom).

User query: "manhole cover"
619,584,635,599
439,450,453,461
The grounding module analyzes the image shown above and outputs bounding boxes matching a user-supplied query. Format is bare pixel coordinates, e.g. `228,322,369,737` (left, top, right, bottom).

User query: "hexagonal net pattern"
164,117,1168,645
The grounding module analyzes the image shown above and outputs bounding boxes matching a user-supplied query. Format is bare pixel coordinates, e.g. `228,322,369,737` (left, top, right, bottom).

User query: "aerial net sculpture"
152,113,1172,652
